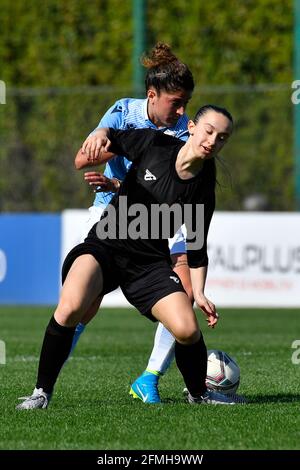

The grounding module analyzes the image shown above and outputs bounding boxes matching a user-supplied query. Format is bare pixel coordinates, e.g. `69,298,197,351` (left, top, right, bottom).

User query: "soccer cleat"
224,393,247,404
183,387,246,403
129,370,161,404
16,387,51,410
187,389,245,405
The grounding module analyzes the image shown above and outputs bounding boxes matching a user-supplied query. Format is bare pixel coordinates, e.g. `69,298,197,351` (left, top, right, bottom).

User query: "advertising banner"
206,213,300,307
1,211,299,307
0,214,61,304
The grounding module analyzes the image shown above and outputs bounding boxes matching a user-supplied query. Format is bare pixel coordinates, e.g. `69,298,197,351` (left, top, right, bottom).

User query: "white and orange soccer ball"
205,349,240,395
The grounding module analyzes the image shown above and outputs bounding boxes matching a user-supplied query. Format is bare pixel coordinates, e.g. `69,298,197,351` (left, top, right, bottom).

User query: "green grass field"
0,306,300,450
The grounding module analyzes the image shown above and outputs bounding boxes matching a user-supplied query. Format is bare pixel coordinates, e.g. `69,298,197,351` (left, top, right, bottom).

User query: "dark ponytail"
141,42,194,95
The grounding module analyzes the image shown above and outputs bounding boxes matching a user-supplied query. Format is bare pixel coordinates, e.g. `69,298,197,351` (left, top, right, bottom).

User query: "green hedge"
0,0,293,211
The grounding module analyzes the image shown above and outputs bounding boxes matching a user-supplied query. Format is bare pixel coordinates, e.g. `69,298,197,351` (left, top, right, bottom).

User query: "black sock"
36,316,76,394
175,335,207,397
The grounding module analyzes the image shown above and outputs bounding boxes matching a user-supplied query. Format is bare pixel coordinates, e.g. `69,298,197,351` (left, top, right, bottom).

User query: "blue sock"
69,323,86,356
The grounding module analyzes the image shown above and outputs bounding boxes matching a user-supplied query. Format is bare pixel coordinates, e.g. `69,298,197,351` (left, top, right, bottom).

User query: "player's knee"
54,298,83,327
172,324,200,345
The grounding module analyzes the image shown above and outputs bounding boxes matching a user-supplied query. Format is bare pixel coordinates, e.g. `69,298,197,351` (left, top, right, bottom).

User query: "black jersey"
93,128,215,269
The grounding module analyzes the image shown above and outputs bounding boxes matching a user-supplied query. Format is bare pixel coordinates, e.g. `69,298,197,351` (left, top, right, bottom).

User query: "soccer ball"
205,349,240,395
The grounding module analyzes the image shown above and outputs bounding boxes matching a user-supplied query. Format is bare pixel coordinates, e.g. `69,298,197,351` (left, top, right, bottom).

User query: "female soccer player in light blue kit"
72,43,210,404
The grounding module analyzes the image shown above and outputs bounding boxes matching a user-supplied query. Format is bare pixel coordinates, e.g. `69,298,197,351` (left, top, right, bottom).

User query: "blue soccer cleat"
129,370,161,404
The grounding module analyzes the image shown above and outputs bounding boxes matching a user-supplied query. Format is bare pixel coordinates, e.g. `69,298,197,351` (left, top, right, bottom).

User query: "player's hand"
81,129,111,162
194,293,219,328
84,172,120,192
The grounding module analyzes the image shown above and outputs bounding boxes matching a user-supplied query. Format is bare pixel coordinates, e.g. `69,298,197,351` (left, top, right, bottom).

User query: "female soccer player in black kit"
17,105,244,409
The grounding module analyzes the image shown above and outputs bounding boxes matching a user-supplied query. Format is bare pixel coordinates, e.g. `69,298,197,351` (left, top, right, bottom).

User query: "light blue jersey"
93,98,189,207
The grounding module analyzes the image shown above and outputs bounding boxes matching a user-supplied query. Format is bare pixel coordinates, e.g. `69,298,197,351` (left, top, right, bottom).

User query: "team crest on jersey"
144,169,157,181
111,104,123,114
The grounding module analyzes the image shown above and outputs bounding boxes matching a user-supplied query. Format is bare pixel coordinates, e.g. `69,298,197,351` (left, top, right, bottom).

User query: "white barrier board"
206,212,300,307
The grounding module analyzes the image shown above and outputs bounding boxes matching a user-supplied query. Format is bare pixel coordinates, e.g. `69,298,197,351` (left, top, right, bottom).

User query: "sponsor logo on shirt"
144,169,157,181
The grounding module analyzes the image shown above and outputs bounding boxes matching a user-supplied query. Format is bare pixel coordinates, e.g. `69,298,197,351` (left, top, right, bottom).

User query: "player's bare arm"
82,128,111,160
84,171,121,193
190,266,218,328
74,148,115,170
75,128,114,169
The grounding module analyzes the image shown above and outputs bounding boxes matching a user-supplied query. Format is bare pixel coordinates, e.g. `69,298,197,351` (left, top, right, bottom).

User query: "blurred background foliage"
0,0,294,211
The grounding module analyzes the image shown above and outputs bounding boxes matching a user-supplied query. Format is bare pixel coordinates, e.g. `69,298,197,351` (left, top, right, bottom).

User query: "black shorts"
121,262,185,321
61,240,120,295
61,241,186,321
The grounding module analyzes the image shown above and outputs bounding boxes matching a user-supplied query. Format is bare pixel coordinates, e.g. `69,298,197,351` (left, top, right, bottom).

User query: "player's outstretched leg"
17,254,104,410
65,206,105,361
